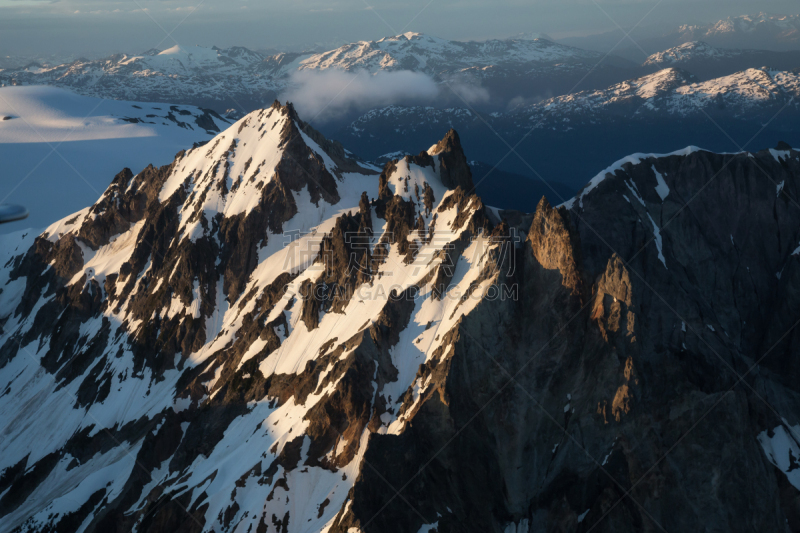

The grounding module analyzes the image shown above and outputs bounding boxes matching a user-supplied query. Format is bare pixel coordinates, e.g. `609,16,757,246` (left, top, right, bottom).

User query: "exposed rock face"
2,102,800,533
428,129,475,192
527,197,584,298
330,145,800,533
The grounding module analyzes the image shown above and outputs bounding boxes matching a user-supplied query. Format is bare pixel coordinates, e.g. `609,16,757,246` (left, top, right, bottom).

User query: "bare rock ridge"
428,129,475,192
1,103,800,533
527,197,584,299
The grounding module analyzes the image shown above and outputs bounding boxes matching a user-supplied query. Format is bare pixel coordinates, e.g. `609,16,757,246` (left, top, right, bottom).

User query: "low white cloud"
444,79,491,106
507,93,552,110
279,69,441,122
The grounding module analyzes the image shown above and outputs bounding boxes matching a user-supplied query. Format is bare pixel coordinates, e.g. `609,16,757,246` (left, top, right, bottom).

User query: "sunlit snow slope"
0,101,506,533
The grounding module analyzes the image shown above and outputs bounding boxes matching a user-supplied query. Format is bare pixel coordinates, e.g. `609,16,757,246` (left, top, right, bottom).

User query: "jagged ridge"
3,99,800,532
0,102,501,533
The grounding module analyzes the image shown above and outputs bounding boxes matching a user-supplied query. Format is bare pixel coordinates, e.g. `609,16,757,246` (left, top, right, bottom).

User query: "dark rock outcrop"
429,129,475,192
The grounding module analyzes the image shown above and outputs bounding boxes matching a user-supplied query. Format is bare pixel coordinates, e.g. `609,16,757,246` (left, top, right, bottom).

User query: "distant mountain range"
1,15,799,210
335,66,800,188
0,44,279,112
642,41,800,73
0,33,638,116
676,12,800,50
2,16,799,121
295,32,608,73
561,12,800,61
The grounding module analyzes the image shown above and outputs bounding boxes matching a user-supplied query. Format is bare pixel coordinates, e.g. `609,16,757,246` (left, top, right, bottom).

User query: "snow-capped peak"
148,44,230,70
675,13,800,49
150,101,375,245
643,41,734,66
628,67,693,99
0,95,500,532
157,44,188,56
297,32,602,75
707,12,800,34
391,31,426,41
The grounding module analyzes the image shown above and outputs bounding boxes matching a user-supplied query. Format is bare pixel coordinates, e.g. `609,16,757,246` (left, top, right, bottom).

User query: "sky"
0,0,799,58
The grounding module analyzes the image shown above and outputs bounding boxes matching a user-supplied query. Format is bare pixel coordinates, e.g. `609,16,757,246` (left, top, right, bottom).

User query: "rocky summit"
2,101,800,533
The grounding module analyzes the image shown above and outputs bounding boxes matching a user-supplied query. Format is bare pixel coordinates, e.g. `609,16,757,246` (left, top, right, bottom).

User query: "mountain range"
4,10,800,533
2,98,800,532
7,17,799,122
677,12,800,49
0,33,637,116
641,41,800,79
563,12,800,61
0,45,276,114
2,20,800,225
335,66,800,189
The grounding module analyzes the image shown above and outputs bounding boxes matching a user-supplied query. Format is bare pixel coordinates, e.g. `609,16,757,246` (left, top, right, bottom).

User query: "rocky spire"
429,128,474,191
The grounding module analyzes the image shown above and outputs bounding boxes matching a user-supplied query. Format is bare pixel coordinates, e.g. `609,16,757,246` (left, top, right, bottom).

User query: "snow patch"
646,213,667,268
758,423,800,491
652,166,670,201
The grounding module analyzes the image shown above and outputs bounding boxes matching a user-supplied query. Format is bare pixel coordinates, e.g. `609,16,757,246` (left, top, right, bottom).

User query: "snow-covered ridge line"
296,31,602,74
679,12,800,39
643,41,739,66
0,32,618,113
521,66,799,119
560,146,707,210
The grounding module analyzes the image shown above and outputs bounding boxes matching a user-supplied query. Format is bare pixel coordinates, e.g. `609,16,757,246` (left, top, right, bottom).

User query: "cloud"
279,69,440,123
507,93,552,110
444,78,490,106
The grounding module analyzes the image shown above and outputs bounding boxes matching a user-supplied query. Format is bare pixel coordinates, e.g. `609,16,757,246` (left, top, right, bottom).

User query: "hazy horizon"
1,0,799,59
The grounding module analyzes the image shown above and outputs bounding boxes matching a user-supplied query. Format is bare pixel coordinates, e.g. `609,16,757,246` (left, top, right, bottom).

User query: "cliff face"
1,100,800,533
344,145,800,533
